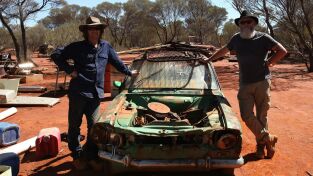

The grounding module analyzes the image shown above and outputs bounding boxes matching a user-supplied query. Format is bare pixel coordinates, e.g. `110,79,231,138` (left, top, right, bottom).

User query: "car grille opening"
134,135,203,145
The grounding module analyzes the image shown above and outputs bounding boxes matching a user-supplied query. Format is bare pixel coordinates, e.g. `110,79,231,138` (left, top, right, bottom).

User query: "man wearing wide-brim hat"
201,10,287,159
78,16,107,32
51,16,138,171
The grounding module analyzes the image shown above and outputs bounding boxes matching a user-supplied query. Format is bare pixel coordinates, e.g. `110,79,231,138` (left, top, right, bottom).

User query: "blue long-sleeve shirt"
51,40,131,99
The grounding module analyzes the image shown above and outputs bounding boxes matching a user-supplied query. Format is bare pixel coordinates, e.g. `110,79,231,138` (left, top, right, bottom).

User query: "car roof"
133,43,213,62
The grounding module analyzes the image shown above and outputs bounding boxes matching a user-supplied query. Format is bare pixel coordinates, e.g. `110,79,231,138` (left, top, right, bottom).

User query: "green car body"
91,45,243,174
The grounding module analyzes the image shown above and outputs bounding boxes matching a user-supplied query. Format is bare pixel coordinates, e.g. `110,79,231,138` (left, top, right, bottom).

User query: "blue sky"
64,0,239,19
26,0,239,26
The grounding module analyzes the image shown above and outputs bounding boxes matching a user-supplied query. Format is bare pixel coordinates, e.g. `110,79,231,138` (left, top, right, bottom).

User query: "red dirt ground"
0,55,312,176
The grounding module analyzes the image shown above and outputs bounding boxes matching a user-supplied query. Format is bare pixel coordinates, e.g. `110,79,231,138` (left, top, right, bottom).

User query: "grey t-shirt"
227,31,278,84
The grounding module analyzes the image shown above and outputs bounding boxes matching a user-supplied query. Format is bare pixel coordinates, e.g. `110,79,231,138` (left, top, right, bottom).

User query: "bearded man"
201,11,287,159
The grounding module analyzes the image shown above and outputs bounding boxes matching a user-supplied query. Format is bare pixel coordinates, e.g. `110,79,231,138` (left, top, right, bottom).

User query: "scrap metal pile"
0,53,35,76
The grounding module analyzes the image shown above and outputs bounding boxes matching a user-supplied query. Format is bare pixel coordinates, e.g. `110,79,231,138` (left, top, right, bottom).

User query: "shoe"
60,132,85,143
88,159,103,172
264,134,278,158
255,144,265,159
73,158,88,170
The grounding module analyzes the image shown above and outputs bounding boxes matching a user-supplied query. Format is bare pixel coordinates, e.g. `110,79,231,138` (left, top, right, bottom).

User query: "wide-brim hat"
235,10,258,26
79,16,108,32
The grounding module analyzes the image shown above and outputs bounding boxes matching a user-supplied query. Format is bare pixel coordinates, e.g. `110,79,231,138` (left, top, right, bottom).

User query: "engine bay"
126,95,220,127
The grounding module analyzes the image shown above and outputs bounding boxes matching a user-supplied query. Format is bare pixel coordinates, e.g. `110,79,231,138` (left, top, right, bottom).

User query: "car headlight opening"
109,133,124,147
91,124,110,144
215,133,238,150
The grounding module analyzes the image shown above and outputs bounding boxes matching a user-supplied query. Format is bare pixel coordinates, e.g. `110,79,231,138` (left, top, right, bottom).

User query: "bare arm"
201,46,230,63
266,43,288,67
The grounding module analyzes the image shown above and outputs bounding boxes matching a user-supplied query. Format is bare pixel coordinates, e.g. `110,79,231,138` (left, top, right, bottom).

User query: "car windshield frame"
123,57,220,93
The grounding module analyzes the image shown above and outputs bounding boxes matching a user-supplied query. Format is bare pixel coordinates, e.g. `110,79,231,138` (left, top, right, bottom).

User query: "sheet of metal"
0,96,59,107
0,79,59,107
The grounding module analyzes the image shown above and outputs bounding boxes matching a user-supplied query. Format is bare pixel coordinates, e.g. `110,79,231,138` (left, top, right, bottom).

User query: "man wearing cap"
201,11,287,159
51,16,138,170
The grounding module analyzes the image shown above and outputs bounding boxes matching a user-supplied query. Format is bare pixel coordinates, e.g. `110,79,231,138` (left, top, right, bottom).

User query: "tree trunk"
19,6,27,62
154,25,164,44
0,13,21,62
299,0,313,43
262,0,275,38
108,25,119,47
309,52,313,72
198,20,204,44
20,21,28,62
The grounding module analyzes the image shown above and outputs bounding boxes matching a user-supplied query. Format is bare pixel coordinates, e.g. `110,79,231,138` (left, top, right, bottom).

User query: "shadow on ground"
22,151,234,176
39,90,68,98
243,152,261,164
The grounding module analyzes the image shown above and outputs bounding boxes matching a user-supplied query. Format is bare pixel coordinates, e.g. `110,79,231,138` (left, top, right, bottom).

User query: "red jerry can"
35,127,61,158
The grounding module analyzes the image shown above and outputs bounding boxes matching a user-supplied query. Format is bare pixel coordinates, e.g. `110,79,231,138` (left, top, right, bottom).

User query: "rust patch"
109,97,126,125
118,106,136,118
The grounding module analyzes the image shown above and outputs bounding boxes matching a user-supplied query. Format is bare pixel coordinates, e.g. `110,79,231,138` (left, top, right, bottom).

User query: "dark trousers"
68,93,100,160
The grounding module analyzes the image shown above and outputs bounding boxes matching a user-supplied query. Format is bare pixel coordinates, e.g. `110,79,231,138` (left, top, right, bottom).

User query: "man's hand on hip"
70,70,78,78
267,43,288,67
266,60,274,67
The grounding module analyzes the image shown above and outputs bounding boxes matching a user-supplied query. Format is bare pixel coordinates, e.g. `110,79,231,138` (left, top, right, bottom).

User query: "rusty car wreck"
90,43,244,175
